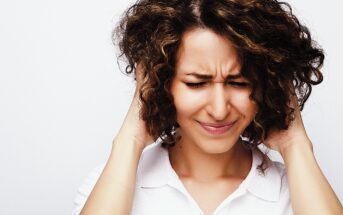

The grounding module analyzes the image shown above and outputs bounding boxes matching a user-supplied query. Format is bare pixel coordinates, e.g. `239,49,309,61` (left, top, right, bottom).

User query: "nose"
206,84,231,121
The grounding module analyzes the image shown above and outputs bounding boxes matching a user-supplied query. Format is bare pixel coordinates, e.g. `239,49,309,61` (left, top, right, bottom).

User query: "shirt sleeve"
72,163,106,215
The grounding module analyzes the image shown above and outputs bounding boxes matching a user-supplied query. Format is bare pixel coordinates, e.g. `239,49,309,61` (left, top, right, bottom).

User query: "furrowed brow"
226,73,243,80
185,73,213,80
185,72,243,80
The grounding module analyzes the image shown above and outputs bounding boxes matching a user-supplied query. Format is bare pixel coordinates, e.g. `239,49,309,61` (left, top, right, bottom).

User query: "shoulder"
248,150,292,206
264,154,289,196
72,163,106,215
266,158,292,211
71,142,163,215
270,160,292,213
271,159,288,189
257,148,290,195
274,161,286,175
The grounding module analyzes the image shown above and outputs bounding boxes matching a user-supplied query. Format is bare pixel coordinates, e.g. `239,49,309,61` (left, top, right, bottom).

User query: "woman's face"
171,28,257,154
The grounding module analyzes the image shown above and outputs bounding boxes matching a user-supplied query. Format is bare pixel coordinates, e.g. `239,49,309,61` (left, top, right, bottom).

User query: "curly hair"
113,0,324,170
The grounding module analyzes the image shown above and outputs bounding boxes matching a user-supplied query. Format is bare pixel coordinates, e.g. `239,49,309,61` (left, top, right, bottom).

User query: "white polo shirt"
73,141,293,215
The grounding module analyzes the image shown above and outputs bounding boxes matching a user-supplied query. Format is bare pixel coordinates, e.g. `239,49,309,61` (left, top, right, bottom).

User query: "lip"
197,120,236,135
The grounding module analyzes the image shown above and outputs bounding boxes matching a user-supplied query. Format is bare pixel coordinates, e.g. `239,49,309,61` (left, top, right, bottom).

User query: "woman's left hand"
263,93,313,156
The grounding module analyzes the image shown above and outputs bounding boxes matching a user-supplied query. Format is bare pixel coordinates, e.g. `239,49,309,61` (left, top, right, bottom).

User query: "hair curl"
113,0,324,170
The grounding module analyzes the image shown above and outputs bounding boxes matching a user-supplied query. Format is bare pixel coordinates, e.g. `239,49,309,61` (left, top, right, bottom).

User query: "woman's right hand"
112,62,154,150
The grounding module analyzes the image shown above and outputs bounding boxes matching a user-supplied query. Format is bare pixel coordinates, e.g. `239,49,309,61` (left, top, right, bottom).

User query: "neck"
168,139,252,183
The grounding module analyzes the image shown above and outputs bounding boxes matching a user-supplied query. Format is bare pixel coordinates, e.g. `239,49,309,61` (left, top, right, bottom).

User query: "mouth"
197,120,236,135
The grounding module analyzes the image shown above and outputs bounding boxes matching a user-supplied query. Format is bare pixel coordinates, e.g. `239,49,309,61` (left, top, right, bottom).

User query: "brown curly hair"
113,0,324,169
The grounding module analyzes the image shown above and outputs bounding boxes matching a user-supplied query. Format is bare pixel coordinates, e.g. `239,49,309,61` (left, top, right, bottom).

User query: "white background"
0,0,342,214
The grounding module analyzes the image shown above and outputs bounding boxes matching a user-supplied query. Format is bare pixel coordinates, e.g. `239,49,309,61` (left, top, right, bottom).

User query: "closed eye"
185,81,250,89
185,82,207,88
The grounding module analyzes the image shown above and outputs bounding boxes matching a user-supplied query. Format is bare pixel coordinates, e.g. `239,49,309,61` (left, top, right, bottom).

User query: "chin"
196,139,238,154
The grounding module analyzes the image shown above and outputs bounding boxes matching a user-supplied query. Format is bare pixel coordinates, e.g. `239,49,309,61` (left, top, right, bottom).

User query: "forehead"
175,28,241,79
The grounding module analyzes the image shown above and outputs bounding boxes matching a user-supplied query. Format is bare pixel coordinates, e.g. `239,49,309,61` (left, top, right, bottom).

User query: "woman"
73,0,342,214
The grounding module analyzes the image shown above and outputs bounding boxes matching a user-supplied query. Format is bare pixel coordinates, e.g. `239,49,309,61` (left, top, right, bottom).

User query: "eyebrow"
185,72,243,80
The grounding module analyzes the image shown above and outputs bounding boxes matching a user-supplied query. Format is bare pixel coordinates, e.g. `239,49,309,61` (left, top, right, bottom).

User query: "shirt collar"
137,141,282,202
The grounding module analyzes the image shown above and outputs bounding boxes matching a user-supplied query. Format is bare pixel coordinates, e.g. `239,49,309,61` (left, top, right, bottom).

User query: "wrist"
279,136,313,159
112,134,146,155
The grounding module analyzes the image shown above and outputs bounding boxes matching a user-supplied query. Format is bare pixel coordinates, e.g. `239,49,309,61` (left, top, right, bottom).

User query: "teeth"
205,125,228,130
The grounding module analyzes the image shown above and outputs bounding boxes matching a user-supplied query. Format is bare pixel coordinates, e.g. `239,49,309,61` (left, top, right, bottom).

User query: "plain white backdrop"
0,0,342,214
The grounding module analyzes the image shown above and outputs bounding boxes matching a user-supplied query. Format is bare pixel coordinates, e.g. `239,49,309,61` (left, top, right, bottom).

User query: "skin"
169,28,343,214
80,28,343,215
264,93,343,214
169,29,257,182
169,28,256,214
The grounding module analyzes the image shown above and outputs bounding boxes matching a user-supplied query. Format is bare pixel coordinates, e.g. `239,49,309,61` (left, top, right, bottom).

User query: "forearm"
281,139,343,215
80,138,144,215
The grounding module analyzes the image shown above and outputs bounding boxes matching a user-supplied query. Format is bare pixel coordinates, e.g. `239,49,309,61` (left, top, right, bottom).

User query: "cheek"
172,85,206,115
231,91,257,118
